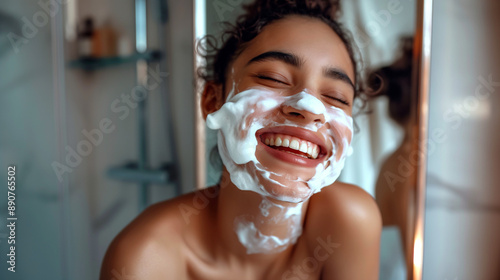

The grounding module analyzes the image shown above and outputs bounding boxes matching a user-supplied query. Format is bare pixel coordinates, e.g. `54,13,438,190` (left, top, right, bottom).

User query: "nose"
281,105,326,124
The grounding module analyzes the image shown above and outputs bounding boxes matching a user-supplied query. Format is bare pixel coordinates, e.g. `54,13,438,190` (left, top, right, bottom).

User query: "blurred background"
0,0,194,279
0,0,499,280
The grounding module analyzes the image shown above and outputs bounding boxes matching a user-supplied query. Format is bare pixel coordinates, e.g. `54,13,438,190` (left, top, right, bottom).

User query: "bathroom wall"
66,1,195,279
423,0,500,279
0,0,194,279
0,2,63,279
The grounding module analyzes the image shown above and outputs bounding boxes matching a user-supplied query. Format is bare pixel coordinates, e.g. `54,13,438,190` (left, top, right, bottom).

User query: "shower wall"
0,2,63,279
423,0,500,279
0,1,195,279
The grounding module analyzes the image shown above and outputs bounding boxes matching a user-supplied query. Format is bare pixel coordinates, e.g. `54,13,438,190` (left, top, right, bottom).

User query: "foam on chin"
234,198,304,254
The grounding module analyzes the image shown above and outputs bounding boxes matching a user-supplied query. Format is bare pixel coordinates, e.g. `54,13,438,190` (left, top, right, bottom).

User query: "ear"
201,82,224,120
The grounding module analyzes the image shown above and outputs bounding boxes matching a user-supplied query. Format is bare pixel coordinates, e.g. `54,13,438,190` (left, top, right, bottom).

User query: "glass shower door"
0,1,68,279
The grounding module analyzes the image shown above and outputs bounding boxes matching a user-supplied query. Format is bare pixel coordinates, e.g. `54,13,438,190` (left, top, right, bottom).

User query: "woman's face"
207,15,355,203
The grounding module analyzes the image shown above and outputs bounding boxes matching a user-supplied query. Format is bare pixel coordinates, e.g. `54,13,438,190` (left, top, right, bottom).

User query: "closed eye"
255,74,289,85
324,95,350,106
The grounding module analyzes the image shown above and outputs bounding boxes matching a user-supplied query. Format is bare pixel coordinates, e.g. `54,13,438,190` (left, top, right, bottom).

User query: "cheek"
236,102,261,131
240,104,282,137
239,112,258,138
325,120,353,160
342,125,353,144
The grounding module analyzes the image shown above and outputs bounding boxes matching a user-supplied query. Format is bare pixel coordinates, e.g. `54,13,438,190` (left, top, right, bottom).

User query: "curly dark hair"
197,0,367,102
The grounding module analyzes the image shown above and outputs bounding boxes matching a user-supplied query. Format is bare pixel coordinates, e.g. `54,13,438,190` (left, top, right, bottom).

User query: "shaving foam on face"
206,87,354,202
206,86,353,254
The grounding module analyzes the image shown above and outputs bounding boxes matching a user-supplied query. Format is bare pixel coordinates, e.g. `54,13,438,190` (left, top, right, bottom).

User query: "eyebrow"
246,50,355,90
323,67,355,91
246,51,302,67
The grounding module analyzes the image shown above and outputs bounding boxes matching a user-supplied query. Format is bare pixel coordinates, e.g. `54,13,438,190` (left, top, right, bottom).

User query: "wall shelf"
67,50,161,71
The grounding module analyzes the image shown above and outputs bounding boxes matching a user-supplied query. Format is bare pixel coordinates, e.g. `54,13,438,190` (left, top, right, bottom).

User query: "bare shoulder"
100,188,217,280
306,182,382,279
309,181,381,226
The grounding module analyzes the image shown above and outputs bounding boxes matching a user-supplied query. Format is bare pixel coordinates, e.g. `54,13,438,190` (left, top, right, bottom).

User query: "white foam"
283,89,326,115
234,199,304,254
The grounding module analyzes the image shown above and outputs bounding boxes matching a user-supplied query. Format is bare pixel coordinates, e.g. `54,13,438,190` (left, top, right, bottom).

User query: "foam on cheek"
305,104,354,194
286,91,354,194
208,91,278,165
206,88,283,196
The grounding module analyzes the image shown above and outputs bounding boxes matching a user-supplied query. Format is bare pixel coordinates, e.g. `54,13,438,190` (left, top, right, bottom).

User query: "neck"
400,123,418,149
215,169,309,262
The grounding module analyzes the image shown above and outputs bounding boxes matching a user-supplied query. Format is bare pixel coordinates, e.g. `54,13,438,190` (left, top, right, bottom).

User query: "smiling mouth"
260,133,321,159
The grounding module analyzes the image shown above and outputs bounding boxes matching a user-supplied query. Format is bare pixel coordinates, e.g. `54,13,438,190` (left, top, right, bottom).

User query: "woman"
100,1,381,279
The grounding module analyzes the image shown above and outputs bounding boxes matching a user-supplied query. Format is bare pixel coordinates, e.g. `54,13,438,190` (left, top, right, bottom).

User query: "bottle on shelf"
77,17,94,58
92,19,117,58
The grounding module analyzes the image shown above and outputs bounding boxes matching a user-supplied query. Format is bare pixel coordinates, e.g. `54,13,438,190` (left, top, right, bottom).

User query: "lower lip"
259,140,324,168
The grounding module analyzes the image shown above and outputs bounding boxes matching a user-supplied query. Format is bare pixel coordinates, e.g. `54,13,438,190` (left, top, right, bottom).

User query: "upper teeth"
263,134,320,159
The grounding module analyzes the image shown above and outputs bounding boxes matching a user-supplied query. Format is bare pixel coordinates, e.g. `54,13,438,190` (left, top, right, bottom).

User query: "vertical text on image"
6,165,18,273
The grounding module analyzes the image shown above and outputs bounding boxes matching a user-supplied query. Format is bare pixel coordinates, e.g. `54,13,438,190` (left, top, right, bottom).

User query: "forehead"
231,15,355,81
